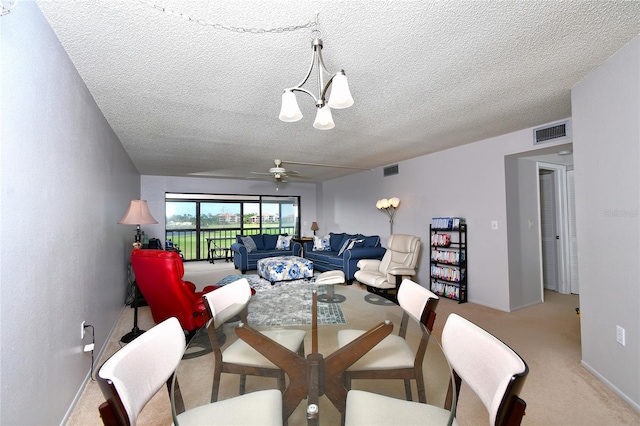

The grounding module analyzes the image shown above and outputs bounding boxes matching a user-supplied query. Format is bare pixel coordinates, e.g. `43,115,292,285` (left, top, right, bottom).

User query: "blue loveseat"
303,232,386,282
231,234,302,274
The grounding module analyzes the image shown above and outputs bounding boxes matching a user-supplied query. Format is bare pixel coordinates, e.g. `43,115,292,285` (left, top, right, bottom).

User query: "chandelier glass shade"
279,36,353,130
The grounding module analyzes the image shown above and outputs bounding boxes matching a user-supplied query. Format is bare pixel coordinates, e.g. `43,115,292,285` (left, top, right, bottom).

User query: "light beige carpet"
67,262,640,425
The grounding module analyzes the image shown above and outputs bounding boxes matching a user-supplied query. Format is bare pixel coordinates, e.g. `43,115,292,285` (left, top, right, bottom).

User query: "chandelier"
279,26,354,130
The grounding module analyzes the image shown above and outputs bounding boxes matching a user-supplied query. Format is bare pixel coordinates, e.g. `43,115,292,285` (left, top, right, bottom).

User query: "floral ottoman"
257,256,314,284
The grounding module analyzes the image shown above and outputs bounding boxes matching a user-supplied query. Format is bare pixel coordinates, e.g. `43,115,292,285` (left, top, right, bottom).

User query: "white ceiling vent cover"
383,164,399,177
533,120,571,145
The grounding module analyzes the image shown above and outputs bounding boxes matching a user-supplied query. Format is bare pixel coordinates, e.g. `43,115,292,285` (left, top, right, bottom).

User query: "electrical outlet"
616,325,626,346
81,321,86,339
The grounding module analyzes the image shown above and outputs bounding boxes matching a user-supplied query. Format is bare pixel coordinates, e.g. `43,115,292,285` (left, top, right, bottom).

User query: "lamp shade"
389,197,400,208
279,90,303,122
118,200,158,225
328,72,354,109
310,222,319,231
313,105,335,130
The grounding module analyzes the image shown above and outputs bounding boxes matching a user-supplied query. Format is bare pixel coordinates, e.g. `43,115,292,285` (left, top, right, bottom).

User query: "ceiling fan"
251,159,309,182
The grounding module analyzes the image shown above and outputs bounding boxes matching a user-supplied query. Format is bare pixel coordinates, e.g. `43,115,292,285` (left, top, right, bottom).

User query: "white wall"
320,126,570,311
141,175,318,240
0,4,141,424
572,35,640,410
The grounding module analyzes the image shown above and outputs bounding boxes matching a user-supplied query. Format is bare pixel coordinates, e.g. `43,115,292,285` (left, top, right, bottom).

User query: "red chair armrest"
183,280,197,293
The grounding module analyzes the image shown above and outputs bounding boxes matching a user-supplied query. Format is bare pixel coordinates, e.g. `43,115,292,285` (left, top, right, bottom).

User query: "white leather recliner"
354,234,421,300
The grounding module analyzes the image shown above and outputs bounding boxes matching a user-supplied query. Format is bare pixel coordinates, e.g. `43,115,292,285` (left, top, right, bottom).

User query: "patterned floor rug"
216,274,346,327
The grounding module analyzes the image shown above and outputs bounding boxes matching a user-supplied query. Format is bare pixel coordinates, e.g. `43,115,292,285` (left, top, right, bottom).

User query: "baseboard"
581,360,640,413
61,304,129,425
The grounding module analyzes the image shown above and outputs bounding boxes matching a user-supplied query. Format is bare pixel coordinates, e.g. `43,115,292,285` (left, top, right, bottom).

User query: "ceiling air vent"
383,164,399,177
533,120,571,145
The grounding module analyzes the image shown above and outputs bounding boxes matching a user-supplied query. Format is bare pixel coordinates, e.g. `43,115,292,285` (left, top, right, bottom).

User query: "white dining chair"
203,278,306,401
97,317,283,426
337,279,439,402
344,313,529,426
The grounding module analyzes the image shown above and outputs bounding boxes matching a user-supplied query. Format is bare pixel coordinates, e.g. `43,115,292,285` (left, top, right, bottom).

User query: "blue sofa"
231,234,302,274
303,232,386,282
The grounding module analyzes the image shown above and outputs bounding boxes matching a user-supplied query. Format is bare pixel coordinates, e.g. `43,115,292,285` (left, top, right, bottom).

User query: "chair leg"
211,367,222,403
404,379,413,401
415,375,427,403
239,374,247,395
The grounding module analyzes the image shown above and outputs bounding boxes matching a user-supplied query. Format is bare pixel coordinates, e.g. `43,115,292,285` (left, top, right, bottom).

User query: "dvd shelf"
430,218,467,303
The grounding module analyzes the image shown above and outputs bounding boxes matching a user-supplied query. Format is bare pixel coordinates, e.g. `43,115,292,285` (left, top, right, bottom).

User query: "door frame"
536,162,571,295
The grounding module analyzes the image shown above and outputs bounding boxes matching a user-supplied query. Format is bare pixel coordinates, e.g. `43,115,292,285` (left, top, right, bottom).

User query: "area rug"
216,274,346,327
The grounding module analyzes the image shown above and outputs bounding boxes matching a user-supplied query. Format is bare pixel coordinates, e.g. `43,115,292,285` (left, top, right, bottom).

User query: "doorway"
537,162,577,295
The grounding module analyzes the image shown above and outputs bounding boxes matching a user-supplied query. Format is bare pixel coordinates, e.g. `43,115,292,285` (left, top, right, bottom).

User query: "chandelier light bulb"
279,90,303,122
380,199,390,209
328,72,354,109
389,197,400,208
313,105,335,130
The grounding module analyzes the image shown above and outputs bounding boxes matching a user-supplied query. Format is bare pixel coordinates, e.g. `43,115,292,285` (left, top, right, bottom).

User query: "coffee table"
257,255,314,284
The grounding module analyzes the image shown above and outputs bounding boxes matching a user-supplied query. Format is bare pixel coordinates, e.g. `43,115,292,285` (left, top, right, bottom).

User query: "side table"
292,237,314,257
206,238,232,264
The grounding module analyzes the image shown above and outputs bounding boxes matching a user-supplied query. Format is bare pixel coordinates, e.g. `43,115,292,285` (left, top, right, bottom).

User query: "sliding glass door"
165,194,300,261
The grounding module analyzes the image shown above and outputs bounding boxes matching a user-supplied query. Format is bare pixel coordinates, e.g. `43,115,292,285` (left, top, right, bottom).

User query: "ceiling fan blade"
281,160,371,170
287,173,311,179
251,171,272,175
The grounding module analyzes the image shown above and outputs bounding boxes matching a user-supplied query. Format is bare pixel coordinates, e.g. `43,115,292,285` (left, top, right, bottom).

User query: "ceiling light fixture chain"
0,0,18,17
136,0,316,34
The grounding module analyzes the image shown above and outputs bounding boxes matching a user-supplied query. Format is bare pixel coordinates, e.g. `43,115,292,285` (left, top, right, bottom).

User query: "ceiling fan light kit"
280,22,354,130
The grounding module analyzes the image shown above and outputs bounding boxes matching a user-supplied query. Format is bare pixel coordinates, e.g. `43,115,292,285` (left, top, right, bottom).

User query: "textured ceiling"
37,0,640,182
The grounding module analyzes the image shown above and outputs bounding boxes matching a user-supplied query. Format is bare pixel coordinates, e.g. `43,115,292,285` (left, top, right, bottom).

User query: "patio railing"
165,226,296,261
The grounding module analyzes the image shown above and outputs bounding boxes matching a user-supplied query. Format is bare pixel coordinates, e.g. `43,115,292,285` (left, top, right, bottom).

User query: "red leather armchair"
130,249,218,334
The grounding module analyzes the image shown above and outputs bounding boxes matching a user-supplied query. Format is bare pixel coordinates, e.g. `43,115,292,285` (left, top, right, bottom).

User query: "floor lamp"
118,199,158,343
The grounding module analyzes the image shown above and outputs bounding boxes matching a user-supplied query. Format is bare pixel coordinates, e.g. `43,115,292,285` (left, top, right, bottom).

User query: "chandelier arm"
287,47,319,96
287,87,319,104
319,73,339,106
315,41,339,104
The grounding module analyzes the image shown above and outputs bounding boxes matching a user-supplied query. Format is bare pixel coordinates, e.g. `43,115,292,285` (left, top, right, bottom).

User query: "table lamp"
311,222,319,236
118,199,158,343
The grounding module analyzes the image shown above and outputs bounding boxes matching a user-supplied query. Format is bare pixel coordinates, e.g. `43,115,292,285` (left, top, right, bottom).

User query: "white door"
539,171,558,291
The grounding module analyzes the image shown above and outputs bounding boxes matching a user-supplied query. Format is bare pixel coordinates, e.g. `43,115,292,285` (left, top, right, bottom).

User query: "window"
165,193,300,261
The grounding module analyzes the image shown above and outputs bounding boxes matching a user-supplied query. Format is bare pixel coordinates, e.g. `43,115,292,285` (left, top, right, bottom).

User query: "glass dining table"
171,284,456,425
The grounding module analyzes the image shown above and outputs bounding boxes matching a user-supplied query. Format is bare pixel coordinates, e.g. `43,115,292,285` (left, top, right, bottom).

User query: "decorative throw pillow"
241,236,257,253
347,238,365,251
276,235,292,250
337,238,353,256
338,238,365,256
313,235,331,251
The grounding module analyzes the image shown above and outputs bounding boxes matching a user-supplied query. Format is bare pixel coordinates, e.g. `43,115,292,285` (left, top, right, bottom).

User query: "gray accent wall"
1,3,140,424
572,35,640,410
